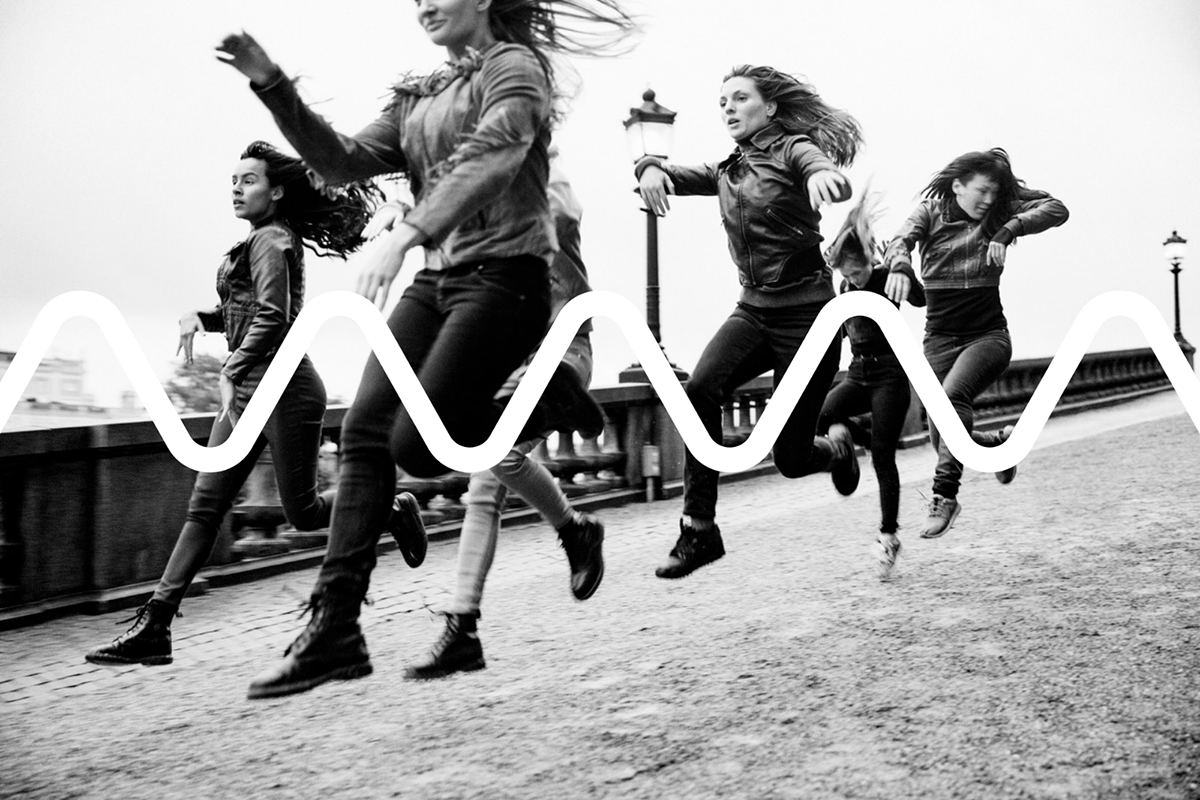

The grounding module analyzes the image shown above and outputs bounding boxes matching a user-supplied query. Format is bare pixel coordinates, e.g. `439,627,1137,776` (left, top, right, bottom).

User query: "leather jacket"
635,121,849,307
198,218,304,385
884,194,1069,291
254,42,556,269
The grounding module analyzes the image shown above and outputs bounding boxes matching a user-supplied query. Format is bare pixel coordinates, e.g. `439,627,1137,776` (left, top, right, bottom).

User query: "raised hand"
215,31,280,86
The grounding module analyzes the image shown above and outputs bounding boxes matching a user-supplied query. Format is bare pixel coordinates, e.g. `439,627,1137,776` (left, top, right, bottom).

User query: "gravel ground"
2,398,1199,800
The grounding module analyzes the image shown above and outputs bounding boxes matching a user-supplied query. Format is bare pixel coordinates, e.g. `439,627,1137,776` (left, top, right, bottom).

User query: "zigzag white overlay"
2,290,1198,474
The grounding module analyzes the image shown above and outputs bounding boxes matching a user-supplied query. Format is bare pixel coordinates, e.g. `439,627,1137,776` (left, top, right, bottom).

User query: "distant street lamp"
1163,230,1195,368
618,89,689,384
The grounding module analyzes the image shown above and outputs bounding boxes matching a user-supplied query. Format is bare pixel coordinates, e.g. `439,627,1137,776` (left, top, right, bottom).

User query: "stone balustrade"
0,346,1178,621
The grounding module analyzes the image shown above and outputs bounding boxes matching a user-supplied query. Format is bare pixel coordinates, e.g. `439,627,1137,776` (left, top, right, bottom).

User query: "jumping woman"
84,141,397,667
636,65,863,580
882,148,1068,539
217,0,636,698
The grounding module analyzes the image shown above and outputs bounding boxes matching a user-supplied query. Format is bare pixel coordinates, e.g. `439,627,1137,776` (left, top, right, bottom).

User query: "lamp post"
1163,230,1195,368
618,89,689,383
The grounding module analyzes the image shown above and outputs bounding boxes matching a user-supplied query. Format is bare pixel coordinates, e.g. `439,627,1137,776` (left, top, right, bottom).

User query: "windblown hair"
239,141,382,258
724,65,862,168
488,0,639,82
825,189,884,271
921,147,1050,240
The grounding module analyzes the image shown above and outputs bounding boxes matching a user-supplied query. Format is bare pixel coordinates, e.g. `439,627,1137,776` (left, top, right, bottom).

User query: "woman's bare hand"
215,31,280,85
637,165,674,217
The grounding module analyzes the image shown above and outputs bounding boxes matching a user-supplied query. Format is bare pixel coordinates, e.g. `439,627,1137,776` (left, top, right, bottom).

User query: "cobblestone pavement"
2,393,1199,799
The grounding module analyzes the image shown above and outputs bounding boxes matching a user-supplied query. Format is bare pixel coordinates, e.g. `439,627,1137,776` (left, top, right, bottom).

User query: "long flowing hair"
724,65,862,168
489,0,639,81
921,148,1049,240
240,141,381,258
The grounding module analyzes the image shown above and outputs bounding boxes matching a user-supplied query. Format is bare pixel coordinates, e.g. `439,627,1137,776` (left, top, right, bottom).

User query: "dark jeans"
682,301,841,522
923,328,1012,499
818,353,910,533
316,257,550,598
154,355,333,605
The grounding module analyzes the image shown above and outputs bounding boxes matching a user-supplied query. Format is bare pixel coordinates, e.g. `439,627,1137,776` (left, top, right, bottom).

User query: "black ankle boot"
247,588,372,699
655,520,725,579
85,599,178,666
557,513,605,600
403,612,485,681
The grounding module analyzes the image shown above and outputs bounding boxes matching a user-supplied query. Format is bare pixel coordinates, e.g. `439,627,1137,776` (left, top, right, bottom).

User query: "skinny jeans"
923,328,1013,499
817,353,910,534
315,257,550,598
683,301,841,522
451,334,593,614
154,356,333,606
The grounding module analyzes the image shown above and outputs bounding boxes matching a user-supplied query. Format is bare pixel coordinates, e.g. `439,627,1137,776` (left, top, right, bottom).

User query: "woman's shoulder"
479,42,545,77
245,220,300,257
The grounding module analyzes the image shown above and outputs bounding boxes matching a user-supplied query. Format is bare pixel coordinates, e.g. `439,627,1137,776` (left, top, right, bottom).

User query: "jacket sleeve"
197,305,224,333
906,270,927,308
633,156,720,197
253,73,409,184
221,227,294,385
403,46,552,244
785,140,851,204
993,192,1070,244
883,200,935,273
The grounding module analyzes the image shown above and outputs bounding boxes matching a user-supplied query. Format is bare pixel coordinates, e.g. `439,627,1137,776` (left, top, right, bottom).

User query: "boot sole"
655,551,725,579
246,660,373,700
572,557,605,601
85,653,173,666
402,659,486,682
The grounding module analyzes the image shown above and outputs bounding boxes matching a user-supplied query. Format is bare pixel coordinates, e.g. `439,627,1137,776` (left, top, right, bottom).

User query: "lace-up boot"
557,513,605,600
246,586,371,699
655,520,725,579
403,612,485,680
85,599,178,665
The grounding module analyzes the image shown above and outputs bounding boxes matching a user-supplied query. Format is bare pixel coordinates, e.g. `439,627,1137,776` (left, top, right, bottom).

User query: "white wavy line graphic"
2,290,1198,474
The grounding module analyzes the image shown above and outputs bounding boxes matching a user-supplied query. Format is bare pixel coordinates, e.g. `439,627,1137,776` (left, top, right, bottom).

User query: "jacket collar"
720,121,790,169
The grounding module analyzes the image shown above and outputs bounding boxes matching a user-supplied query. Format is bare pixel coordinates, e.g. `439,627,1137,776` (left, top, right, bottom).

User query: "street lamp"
1163,230,1195,368
618,89,689,384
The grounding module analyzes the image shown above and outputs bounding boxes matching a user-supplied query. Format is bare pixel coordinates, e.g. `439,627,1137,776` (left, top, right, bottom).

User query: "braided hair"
239,141,382,258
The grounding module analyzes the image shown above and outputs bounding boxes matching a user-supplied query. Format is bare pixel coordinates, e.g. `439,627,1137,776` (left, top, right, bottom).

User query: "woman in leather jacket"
636,65,863,580
883,148,1068,539
85,141,383,667
218,0,637,699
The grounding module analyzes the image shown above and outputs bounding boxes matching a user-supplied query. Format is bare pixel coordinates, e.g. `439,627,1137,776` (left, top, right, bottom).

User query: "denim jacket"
884,194,1069,291
198,219,304,385
254,43,556,269
635,121,849,307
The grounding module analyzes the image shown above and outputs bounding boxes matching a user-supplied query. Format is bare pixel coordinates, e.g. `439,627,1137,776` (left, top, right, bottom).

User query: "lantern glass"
626,120,675,161
1164,237,1187,267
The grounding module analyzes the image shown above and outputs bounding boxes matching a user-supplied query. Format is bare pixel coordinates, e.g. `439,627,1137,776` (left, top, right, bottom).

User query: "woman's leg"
865,359,911,535
764,304,842,480
389,258,551,478
153,398,266,607
450,466,510,615
680,306,774,523
314,270,444,600
266,355,335,532
924,330,1012,500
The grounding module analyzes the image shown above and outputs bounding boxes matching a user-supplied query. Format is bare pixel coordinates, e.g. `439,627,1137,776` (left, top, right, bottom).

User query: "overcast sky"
1,0,1198,418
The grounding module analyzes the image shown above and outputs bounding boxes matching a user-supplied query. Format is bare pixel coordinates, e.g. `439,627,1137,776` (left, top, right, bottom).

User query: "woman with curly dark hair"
636,64,863,580
216,0,637,698
883,148,1068,539
85,141,400,668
